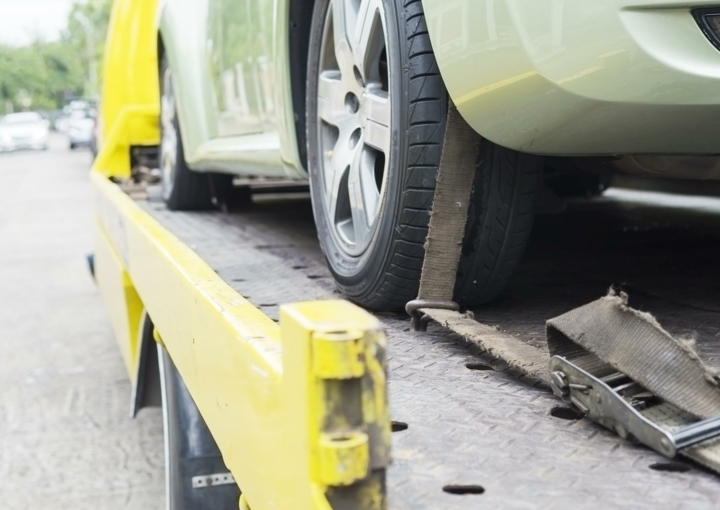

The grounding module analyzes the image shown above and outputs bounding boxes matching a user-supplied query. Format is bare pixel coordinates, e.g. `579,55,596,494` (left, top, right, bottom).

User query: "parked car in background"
0,112,49,152
90,115,99,158
67,110,96,150
54,113,70,133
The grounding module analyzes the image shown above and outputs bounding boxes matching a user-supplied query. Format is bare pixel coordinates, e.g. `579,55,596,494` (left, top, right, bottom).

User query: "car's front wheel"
306,0,543,311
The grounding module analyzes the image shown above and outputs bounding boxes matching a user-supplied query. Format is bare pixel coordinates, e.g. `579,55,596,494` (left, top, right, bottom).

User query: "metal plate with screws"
192,472,236,489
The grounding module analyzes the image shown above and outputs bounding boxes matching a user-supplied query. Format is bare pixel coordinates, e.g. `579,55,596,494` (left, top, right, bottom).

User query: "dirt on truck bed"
138,184,720,509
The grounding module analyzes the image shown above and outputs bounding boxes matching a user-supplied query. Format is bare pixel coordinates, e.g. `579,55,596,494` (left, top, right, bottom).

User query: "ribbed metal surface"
140,186,720,509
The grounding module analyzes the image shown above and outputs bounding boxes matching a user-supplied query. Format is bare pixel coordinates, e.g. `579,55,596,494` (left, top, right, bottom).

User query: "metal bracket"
192,472,236,489
405,300,460,332
549,356,720,458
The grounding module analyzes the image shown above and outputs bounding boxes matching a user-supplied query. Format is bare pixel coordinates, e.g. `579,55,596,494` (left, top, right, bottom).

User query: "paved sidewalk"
0,135,164,510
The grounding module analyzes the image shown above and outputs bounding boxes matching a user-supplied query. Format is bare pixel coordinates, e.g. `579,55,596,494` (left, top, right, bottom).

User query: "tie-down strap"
424,292,720,472
405,102,479,331
547,291,720,471
547,291,720,419
416,103,479,304
420,307,550,384
408,102,720,472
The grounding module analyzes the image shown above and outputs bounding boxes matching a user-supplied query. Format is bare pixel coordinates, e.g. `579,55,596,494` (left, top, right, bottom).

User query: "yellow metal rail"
94,0,161,179
92,172,390,509
93,2,391,506
92,104,159,178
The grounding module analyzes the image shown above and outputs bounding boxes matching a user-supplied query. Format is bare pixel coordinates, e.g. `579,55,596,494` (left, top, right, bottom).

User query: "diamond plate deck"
138,186,720,509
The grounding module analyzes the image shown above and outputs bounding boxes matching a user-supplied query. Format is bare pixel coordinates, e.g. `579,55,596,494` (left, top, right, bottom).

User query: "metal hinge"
549,355,720,458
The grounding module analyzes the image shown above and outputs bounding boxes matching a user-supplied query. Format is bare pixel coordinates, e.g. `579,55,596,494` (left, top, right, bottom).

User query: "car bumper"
424,0,720,155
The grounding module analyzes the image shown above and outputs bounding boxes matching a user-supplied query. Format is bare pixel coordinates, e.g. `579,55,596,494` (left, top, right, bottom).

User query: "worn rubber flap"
547,291,720,419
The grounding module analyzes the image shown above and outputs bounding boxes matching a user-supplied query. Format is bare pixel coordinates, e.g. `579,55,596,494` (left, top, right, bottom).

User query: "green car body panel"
158,0,720,181
158,0,304,178
421,0,720,155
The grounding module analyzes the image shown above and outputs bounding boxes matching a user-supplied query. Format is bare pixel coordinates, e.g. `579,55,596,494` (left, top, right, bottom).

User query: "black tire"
307,0,542,311
159,55,233,211
158,344,240,510
69,142,76,150
454,144,543,307
307,0,447,311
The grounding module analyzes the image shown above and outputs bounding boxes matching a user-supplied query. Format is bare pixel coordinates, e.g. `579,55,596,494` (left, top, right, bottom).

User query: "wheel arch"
287,0,316,171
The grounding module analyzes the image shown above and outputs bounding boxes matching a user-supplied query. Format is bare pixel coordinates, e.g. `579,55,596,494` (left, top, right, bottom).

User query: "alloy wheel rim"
317,0,391,257
160,67,178,202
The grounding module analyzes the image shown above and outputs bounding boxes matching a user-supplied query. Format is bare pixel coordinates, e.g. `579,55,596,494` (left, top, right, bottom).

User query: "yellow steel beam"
91,171,390,509
93,215,143,380
94,1,390,505
92,104,159,178
94,0,161,179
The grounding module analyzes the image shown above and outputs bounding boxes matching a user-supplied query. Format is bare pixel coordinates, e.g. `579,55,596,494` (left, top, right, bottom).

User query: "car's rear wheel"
454,144,543,306
159,56,232,211
307,0,543,311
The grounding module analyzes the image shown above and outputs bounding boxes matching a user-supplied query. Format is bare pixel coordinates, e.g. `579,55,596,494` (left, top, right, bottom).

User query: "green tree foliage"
0,0,112,112
65,0,113,97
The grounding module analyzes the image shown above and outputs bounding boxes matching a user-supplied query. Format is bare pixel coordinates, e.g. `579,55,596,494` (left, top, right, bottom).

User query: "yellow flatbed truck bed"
91,172,720,509
91,0,720,506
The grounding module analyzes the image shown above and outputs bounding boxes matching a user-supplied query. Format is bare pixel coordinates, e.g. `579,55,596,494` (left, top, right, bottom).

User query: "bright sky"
0,0,76,46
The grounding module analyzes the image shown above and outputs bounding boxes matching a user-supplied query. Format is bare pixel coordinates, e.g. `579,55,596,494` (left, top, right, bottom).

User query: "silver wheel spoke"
358,147,382,225
365,91,390,127
326,135,354,220
363,92,390,154
326,163,346,224
161,97,172,132
353,0,383,73
331,1,355,79
317,0,390,256
318,72,347,127
331,0,350,51
348,148,370,246
160,67,178,201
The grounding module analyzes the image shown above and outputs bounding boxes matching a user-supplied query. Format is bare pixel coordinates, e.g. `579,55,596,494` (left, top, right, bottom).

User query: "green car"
158,0,720,310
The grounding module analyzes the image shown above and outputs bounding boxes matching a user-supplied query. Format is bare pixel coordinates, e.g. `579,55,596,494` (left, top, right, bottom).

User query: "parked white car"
67,110,96,150
0,112,49,152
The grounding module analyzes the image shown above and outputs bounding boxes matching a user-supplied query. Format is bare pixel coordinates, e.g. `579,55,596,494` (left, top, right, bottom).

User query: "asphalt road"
0,134,164,510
